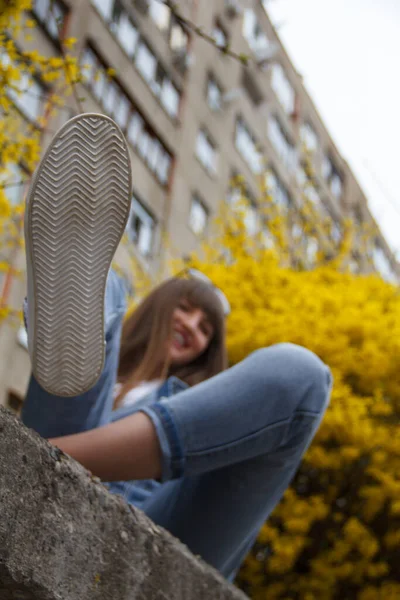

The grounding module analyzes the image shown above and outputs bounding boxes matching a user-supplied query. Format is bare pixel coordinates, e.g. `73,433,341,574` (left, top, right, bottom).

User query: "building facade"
0,0,398,408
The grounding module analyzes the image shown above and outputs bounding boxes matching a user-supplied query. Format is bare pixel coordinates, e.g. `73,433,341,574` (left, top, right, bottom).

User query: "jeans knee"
249,343,332,414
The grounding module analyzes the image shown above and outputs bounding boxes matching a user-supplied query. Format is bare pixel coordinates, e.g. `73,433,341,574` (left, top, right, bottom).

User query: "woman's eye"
179,302,190,312
201,325,212,337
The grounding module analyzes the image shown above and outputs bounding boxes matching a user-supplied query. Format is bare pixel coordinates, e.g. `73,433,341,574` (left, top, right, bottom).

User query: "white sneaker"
24,113,132,396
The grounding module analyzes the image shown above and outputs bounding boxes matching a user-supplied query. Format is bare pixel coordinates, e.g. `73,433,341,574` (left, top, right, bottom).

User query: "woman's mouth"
172,330,188,349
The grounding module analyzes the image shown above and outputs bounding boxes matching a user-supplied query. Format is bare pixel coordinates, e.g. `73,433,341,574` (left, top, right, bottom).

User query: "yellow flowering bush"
0,1,88,218
177,187,400,599
0,1,90,324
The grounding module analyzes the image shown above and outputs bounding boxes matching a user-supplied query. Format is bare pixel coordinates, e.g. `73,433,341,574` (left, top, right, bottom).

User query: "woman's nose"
183,309,203,331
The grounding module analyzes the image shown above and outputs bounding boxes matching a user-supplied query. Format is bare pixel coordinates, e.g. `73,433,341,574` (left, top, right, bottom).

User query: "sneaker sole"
25,113,132,396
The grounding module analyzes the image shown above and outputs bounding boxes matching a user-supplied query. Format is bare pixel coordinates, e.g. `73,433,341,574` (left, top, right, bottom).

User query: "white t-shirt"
114,380,162,408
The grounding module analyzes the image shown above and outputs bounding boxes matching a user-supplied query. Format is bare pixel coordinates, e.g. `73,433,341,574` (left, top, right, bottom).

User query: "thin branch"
153,0,251,65
14,86,77,115
50,0,84,114
0,180,28,191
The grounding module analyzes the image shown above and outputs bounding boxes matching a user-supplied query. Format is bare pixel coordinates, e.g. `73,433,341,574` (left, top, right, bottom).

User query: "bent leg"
141,345,331,578
142,343,332,481
143,408,326,579
21,269,126,438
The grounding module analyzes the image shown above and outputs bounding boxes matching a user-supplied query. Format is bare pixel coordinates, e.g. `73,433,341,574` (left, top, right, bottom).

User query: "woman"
115,269,228,410
21,114,332,581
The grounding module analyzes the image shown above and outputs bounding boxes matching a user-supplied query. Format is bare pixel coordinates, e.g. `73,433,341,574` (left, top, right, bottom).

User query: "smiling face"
168,297,215,367
116,277,228,404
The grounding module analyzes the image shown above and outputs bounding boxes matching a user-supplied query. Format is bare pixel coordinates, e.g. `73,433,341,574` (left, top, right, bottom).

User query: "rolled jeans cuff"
141,401,185,482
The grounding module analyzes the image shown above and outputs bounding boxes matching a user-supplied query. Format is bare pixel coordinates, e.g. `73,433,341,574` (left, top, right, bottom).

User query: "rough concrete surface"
0,406,248,600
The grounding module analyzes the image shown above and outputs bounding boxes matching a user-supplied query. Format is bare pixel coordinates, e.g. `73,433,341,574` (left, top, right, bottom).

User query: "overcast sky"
266,0,400,257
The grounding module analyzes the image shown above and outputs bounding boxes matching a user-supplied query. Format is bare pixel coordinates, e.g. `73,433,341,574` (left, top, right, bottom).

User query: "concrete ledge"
0,406,247,600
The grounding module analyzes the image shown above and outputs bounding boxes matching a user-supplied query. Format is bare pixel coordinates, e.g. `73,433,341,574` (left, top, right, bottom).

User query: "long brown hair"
115,277,227,406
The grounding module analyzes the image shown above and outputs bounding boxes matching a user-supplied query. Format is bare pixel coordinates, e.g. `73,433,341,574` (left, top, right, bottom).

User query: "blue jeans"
21,270,332,581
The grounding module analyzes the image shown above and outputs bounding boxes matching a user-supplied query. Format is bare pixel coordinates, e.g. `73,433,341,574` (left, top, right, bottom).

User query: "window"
265,170,291,208
306,237,318,265
132,122,145,156
227,174,259,236
330,175,342,200
149,0,188,52
138,130,150,161
227,175,244,206
1,164,27,205
206,75,222,111
32,0,67,41
135,41,157,83
301,122,319,153
305,185,321,206
93,0,139,57
297,167,321,206
0,51,45,123
100,77,132,129
261,0,270,13
242,9,269,55
92,0,113,20
114,95,130,129
149,0,170,31
15,77,44,122
212,21,228,48
349,259,360,274
80,47,96,84
128,195,155,256
260,225,274,249
92,0,180,118
293,223,318,266
322,154,343,200
268,116,297,171
150,63,164,96
155,151,171,185
160,78,180,118
271,64,295,115
92,67,106,99
243,202,259,236
235,118,263,174
372,244,397,283
170,20,188,52
331,221,342,244
111,9,139,56
189,195,208,235
134,42,180,117
131,120,171,184
196,128,218,175
103,79,120,114
81,47,173,185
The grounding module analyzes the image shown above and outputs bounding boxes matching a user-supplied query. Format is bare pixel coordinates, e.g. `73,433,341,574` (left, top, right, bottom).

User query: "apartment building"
0,0,398,408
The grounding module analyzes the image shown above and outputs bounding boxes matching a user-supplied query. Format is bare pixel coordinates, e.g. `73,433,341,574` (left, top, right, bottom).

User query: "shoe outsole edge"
25,113,132,397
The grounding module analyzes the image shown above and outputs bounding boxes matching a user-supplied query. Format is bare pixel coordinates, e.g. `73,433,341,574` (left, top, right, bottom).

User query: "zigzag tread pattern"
29,115,131,396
